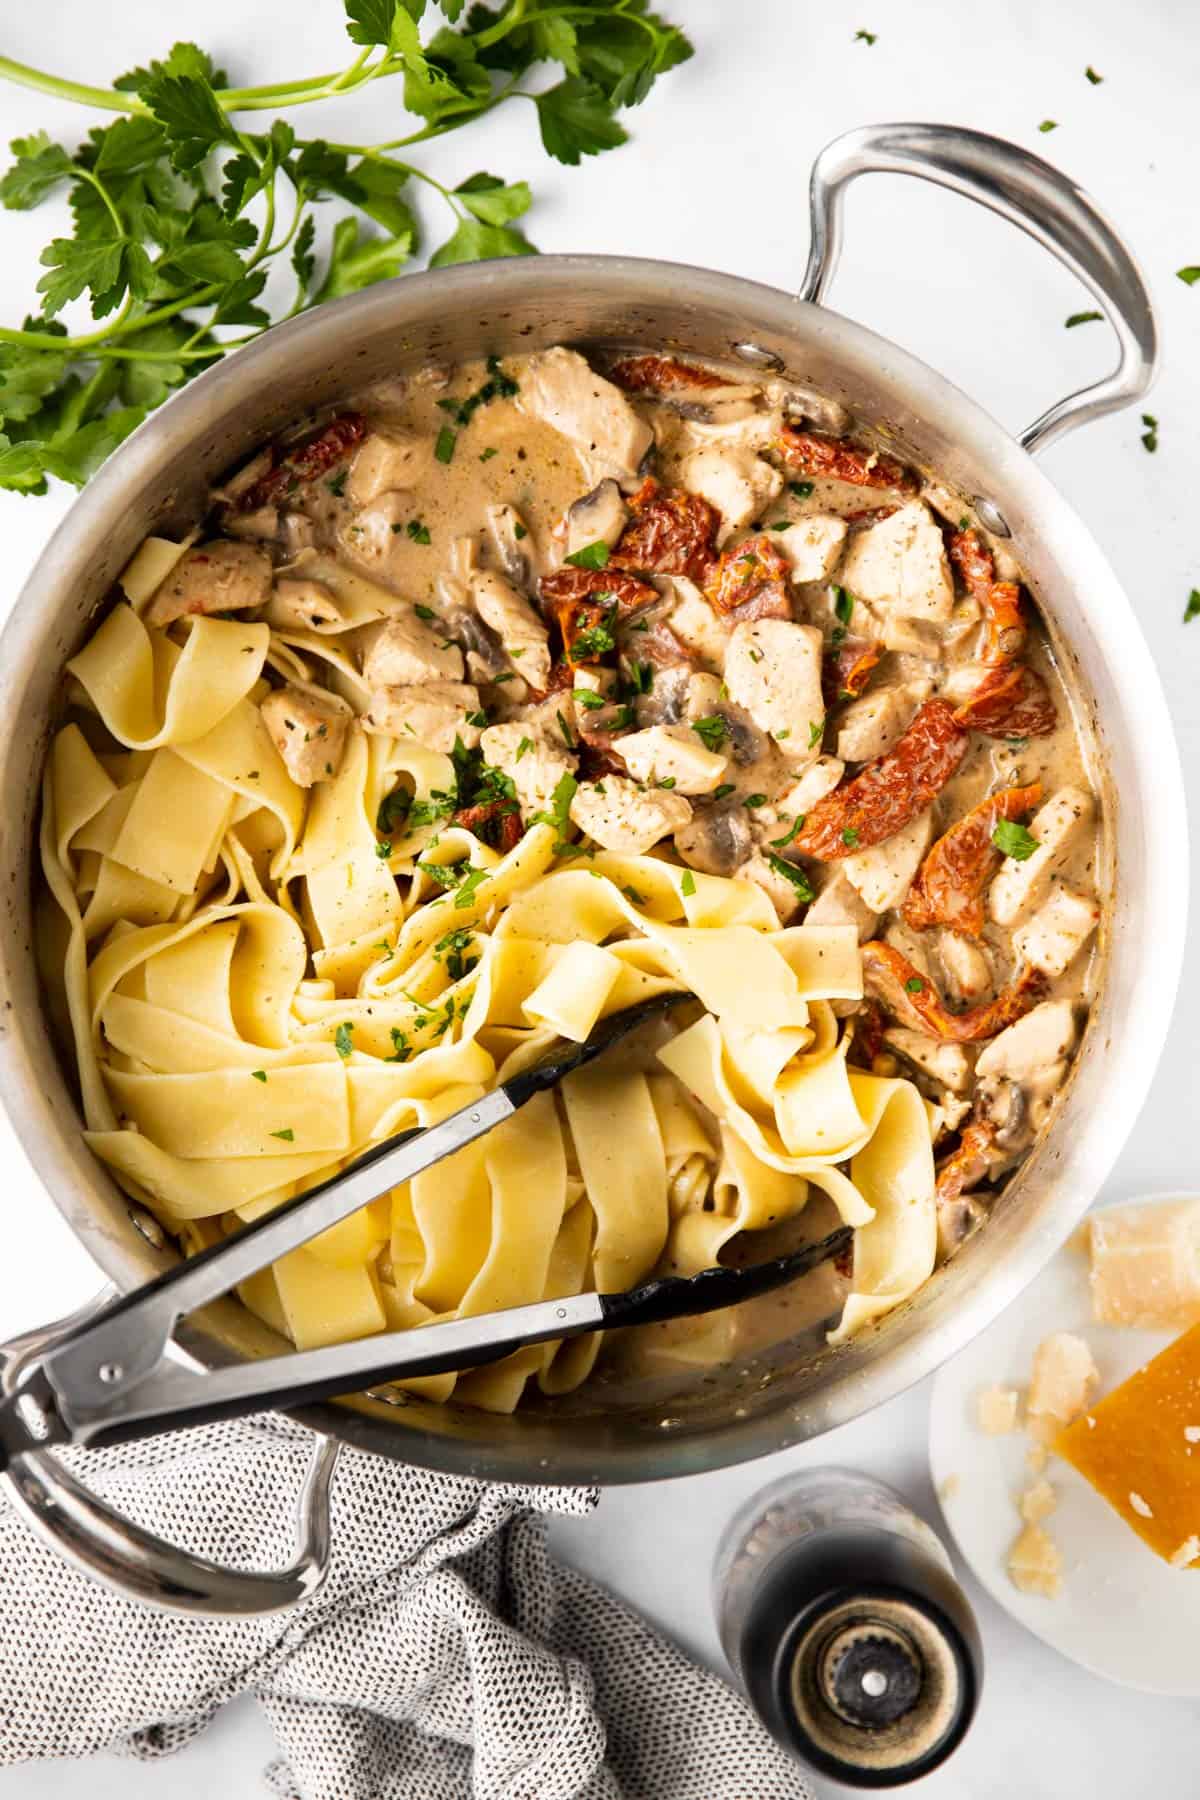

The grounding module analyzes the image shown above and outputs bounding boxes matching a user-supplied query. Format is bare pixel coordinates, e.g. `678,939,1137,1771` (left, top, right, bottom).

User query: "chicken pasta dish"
36,344,1104,1411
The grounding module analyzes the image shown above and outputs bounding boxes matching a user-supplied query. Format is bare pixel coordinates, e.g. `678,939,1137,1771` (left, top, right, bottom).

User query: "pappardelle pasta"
36,343,1101,1413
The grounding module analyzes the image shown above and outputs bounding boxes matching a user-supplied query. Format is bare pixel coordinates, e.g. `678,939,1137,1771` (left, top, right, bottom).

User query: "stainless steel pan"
0,124,1185,1614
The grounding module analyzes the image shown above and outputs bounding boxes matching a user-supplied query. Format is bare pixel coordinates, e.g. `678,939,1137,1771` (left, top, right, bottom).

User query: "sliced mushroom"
563,480,629,558
487,502,536,590
673,803,753,875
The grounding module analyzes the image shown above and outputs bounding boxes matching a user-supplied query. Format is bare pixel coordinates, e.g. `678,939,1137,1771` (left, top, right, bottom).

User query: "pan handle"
0,1298,338,1616
798,122,1157,456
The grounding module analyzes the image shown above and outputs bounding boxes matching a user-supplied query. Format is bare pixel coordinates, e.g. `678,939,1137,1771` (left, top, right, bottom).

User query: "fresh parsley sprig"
0,1,691,495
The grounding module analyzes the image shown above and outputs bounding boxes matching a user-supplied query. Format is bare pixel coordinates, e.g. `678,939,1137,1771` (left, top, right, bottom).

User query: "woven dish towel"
0,1413,811,1799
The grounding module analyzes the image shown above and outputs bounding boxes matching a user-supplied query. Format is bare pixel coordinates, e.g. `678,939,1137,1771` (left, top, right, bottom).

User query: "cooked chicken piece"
518,348,653,484
676,444,783,540
480,719,576,818
1013,885,1100,978
347,429,432,506
884,1027,973,1094
673,804,754,876
563,479,629,557
877,611,945,659
264,577,347,635
663,577,731,671
362,611,464,687
773,756,845,818
773,515,848,582
741,852,806,923
936,930,993,1005
470,570,551,690
675,407,779,450
280,513,317,559
842,809,932,912
836,682,930,764
804,868,879,943
724,619,825,761
570,777,691,855
837,501,955,622
573,664,620,702
487,502,536,588
365,681,483,752
145,541,271,626
616,724,730,795
883,919,935,979
988,787,1095,926
260,684,352,787
976,1000,1078,1083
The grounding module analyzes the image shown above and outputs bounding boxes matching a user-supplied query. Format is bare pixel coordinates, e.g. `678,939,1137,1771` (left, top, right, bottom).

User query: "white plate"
928,1193,1200,1696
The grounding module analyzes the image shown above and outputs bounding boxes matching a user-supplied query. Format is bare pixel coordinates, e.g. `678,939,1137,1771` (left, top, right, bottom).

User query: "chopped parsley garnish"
854,28,877,44
1065,311,1103,328
841,826,860,847
771,814,805,848
435,926,478,978
768,520,791,532
680,870,697,897
373,940,393,959
565,539,611,570
375,838,393,860
692,715,728,752
744,793,767,809
270,1128,295,1142
1141,413,1158,453
1178,267,1200,287
326,469,348,497
407,521,432,545
713,782,736,801
377,788,413,838
434,425,457,464
1006,736,1029,750
414,603,436,621
251,1070,267,1083
629,661,654,694
830,625,847,649
438,356,520,428
417,860,464,890
556,710,577,750
992,820,1040,860
514,522,528,540
833,585,855,627
657,776,676,789
480,447,499,461
334,1021,354,1060
622,884,646,905
1038,119,1058,133
465,709,488,727
788,480,815,499
385,1028,412,1064
531,771,579,847
516,735,533,760
575,687,606,710
454,866,490,910
808,719,823,748
1185,589,1200,624
904,976,925,994
1085,64,1103,83
570,617,617,659
766,855,815,902
748,648,763,663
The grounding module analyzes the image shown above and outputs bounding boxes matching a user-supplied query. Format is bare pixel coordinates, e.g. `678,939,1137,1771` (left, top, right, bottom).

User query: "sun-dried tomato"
850,999,888,1067
237,413,366,511
794,699,968,860
861,942,1048,1043
843,504,901,526
953,663,1057,738
540,566,660,667
903,781,1043,937
577,740,629,782
935,1120,998,1207
704,534,793,621
608,354,728,395
947,528,1027,663
453,798,524,853
776,426,917,494
609,478,721,582
823,637,882,706
623,618,688,669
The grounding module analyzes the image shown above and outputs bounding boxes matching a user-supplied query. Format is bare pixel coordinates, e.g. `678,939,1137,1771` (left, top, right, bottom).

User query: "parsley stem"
0,56,149,115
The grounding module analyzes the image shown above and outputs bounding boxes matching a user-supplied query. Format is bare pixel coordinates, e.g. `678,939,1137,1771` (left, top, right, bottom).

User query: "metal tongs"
0,995,849,1469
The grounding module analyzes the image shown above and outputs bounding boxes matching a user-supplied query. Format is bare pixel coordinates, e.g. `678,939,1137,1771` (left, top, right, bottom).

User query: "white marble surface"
0,0,1197,1793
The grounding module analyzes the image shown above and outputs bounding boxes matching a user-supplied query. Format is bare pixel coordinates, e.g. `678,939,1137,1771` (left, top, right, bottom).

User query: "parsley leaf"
992,820,1040,860
1185,590,1200,624
565,539,610,570
766,854,815,903
1065,311,1103,328
1178,267,1200,287
680,869,696,897
334,1021,355,1059
691,715,728,752
536,77,630,165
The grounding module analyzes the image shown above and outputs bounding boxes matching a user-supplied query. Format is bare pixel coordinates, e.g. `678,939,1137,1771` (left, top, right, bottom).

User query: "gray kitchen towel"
0,1413,811,1799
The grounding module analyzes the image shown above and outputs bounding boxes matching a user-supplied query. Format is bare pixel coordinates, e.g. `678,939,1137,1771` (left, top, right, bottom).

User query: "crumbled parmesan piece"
1027,1331,1098,1441
976,1385,1021,1435
938,1474,961,1502
1087,1198,1200,1331
1007,1523,1063,1598
1169,1537,1200,1569
1026,1443,1049,1475
1018,1479,1058,1525
1128,1491,1154,1519
1185,1426,1200,1445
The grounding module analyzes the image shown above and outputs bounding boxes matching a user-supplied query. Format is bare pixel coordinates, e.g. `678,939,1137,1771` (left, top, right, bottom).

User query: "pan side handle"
0,1298,338,1616
799,122,1156,456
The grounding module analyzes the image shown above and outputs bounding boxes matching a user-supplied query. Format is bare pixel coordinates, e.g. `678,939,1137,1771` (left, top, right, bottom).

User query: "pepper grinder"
714,1467,982,1787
